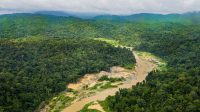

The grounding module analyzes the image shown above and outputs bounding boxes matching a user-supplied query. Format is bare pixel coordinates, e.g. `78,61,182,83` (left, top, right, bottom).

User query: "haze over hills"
93,11,200,23
1,11,200,22
34,11,100,19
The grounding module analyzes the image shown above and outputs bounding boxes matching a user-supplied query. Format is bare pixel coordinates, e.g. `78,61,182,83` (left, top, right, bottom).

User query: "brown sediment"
62,51,157,112
68,65,134,91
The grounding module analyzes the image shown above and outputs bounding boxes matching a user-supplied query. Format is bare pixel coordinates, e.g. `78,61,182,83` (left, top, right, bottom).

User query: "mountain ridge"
1,11,199,19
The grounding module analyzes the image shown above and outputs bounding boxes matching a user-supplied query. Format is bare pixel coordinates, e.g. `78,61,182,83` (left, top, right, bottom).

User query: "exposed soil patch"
62,51,157,112
68,66,135,91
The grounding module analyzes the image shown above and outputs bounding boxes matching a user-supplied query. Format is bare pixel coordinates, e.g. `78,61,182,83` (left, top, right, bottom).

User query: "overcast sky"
0,0,200,15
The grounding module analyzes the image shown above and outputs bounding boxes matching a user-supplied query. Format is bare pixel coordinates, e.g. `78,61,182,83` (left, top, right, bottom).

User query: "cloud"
0,0,200,15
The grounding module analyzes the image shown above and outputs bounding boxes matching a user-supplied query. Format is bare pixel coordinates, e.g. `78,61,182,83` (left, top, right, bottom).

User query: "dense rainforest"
1,12,200,39
104,22,200,112
0,37,135,112
0,12,200,112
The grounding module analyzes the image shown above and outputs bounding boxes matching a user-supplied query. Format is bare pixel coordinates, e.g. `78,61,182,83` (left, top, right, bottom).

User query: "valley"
40,49,161,112
63,51,157,112
0,11,199,112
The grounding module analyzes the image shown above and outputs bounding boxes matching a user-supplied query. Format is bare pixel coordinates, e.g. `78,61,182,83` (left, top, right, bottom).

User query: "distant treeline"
0,13,200,39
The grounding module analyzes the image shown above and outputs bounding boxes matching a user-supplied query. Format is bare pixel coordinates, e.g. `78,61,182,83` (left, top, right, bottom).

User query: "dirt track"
62,51,156,112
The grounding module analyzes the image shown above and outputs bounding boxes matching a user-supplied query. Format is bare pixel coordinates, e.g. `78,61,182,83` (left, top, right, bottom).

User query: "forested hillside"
0,14,97,38
103,22,200,112
0,12,200,112
0,37,135,112
1,12,200,39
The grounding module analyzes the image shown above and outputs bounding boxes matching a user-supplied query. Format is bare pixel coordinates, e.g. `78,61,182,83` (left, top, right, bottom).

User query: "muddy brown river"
62,52,156,112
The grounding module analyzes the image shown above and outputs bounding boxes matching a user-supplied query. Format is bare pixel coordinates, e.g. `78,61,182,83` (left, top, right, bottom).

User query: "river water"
62,52,156,112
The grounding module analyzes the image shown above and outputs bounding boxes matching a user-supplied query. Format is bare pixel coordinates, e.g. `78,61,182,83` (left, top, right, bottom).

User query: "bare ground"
62,51,157,112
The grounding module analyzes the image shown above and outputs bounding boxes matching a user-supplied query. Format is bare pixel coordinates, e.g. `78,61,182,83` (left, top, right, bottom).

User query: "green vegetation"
79,102,101,112
47,93,74,112
0,12,200,112
136,51,167,71
104,22,200,112
89,76,125,91
98,101,112,112
90,83,104,90
93,38,120,47
90,82,118,90
0,37,135,112
100,82,118,89
98,76,125,82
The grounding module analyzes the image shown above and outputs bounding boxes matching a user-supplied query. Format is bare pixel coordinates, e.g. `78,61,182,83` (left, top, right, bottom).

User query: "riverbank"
62,51,157,112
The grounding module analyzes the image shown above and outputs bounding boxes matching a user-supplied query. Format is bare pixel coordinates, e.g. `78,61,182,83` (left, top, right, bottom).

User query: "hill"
102,18,200,112
0,12,200,112
34,11,98,19
0,12,200,40
0,37,135,112
93,12,200,23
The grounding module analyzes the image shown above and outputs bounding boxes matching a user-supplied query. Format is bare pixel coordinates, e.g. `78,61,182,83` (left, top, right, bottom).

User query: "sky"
0,0,200,15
